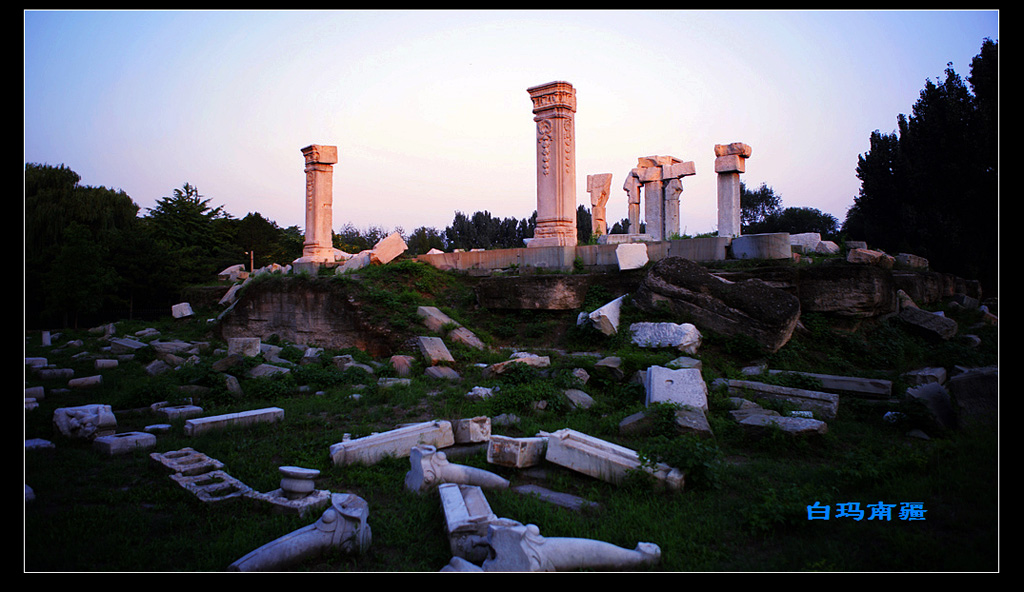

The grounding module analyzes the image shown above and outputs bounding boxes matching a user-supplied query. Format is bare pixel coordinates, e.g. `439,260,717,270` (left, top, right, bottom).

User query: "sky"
24,9,999,238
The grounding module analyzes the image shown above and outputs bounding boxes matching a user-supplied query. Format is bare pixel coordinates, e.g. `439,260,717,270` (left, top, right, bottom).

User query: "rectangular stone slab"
184,407,284,437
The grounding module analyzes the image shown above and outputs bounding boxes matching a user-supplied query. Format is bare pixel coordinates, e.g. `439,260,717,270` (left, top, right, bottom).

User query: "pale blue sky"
24,9,999,237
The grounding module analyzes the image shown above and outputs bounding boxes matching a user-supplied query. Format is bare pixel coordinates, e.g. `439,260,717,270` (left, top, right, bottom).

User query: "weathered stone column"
300,144,338,263
586,173,612,237
715,142,751,238
623,172,642,234
527,81,577,248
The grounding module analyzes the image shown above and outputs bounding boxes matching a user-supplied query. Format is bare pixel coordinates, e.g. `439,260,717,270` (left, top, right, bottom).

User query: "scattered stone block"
644,366,708,411
425,366,461,380
594,356,624,379
184,407,285,437
34,367,74,381
466,386,497,400
93,431,157,455
26,438,55,451
816,240,840,254
630,322,702,354
483,355,550,377
369,232,408,265
171,302,194,318
156,404,204,421
227,337,262,357
487,435,547,468
563,388,594,409
417,336,455,365
95,359,119,370
247,363,291,378
735,414,829,437
334,354,375,375
417,305,456,332
389,354,416,377
672,406,715,438
453,417,491,444
947,366,997,429
67,375,102,389
377,377,411,388
53,404,117,440
904,367,948,386
584,295,625,335
109,337,148,355
615,243,649,270
544,428,684,491
897,253,929,269
448,326,487,350
329,420,455,466
899,306,958,340
729,233,792,260
847,248,895,268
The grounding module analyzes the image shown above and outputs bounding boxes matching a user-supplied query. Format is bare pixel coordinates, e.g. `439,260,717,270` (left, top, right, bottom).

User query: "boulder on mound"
633,257,801,353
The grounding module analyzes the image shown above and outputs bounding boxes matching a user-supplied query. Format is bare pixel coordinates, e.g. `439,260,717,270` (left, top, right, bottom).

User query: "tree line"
842,38,998,294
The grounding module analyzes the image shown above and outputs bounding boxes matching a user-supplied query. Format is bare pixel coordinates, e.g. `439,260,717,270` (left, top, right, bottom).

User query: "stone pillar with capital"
299,144,338,264
527,81,578,248
715,142,751,238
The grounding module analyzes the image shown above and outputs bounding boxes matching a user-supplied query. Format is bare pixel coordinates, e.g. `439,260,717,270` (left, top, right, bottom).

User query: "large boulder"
796,263,898,318
633,257,801,353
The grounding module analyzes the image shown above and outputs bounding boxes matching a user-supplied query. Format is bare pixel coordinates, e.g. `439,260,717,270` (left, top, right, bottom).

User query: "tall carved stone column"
300,144,338,263
715,142,751,238
527,81,577,248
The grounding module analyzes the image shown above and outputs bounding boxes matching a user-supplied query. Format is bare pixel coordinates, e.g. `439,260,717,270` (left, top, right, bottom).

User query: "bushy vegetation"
23,261,998,572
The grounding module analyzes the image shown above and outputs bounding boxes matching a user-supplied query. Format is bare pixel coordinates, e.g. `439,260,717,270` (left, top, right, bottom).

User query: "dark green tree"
42,222,118,328
843,38,998,292
576,204,593,244
144,182,235,287
751,207,839,237
406,226,446,255
740,181,783,230
233,212,302,269
25,163,142,327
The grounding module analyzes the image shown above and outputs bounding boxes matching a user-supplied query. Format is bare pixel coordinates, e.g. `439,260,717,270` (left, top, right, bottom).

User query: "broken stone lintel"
330,420,455,466
766,369,893,398
543,428,684,491
713,378,839,420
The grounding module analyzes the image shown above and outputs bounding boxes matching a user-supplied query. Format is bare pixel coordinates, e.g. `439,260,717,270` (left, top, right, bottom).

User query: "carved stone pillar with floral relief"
527,81,578,247
299,144,338,263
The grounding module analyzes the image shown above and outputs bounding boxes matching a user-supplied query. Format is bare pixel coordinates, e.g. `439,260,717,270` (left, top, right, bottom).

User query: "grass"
23,261,999,572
